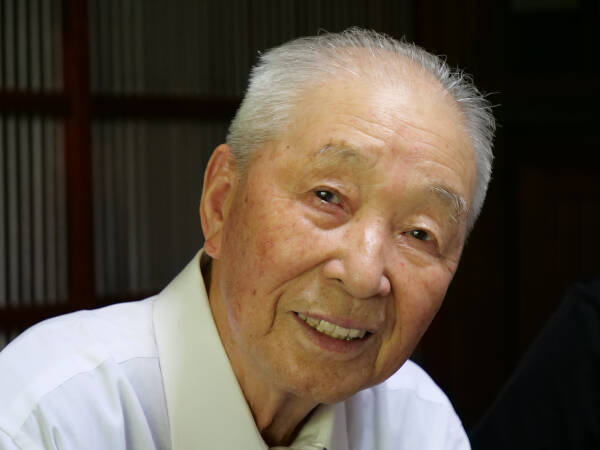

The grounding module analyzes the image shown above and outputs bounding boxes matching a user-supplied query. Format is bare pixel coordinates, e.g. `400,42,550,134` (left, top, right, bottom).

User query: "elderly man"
0,29,494,449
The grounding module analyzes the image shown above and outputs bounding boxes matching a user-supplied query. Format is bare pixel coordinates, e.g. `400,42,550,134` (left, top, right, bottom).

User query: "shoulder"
0,299,159,390
382,359,455,404
341,360,470,450
0,298,169,449
350,360,457,414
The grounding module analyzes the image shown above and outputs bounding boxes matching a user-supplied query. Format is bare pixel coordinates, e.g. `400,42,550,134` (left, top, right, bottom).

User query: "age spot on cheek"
258,238,275,258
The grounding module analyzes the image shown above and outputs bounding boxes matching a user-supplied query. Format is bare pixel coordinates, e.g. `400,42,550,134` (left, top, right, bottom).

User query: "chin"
272,363,375,405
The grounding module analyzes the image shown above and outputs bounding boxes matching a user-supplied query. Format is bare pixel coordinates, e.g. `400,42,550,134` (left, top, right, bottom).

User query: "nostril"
379,276,391,297
322,259,345,283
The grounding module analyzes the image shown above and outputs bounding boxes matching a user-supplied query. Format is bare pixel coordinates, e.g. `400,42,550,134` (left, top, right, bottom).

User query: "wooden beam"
62,0,95,310
92,94,240,120
0,91,69,115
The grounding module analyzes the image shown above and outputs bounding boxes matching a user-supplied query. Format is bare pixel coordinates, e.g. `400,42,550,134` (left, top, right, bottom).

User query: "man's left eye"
315,190,341,205
409,229,431,241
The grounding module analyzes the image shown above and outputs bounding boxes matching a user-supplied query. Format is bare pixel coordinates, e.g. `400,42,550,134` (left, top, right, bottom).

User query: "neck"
206,261,318,447
239,372,318,446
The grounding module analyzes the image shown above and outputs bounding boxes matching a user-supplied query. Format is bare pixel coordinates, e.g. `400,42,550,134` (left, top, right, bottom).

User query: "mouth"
296,312,370,341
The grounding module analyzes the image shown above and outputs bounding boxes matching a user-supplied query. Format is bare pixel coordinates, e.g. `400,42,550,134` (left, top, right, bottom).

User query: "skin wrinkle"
393,112,462,145
316,143,372,167
337,112,398,140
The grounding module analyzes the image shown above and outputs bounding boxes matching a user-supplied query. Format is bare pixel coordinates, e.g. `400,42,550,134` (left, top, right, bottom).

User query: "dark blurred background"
1,0,599,431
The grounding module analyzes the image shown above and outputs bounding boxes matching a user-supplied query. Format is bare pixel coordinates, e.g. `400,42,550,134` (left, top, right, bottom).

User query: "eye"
408,229,431,241
314,189,341,205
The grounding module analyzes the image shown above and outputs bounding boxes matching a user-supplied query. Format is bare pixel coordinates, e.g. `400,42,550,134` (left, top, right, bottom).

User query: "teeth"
306,317,319,327
297,313,367,340
317,320,335,334
347,329,361,339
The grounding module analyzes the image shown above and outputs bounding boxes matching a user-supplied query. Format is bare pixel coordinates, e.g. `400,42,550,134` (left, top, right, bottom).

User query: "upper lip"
295,311,377,333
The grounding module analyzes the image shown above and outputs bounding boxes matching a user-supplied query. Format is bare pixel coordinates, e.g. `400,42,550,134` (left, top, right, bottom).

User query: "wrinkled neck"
206,259,318,446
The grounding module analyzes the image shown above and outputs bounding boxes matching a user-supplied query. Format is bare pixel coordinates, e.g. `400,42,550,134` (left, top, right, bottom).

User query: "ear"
200,144,238,259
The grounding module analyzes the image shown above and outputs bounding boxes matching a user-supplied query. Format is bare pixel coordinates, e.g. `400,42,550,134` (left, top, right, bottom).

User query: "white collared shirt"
0,252,470,450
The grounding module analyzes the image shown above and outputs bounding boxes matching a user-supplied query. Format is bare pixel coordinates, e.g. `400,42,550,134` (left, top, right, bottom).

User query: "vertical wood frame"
62,0,94,309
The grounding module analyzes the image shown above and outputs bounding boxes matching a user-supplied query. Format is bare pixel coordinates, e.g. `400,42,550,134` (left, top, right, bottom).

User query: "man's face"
205,71,476,404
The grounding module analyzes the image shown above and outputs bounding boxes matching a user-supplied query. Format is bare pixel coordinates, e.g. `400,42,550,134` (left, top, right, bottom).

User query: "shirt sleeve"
0,429,20,450
444,415,471,450
0,302,167,450
0,426,57,450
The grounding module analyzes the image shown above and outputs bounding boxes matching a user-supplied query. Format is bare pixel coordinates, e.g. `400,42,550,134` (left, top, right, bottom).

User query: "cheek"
386,263,453,339
400,268,452,331
376,269,452,378
250,208,315,272
219,202,305,303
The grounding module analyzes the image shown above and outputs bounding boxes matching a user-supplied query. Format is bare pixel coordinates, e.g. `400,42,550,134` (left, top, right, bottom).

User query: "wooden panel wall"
415,0,600,428
0,0,417,343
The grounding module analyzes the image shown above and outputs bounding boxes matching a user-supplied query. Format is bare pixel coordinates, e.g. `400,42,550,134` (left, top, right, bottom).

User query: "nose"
322,217,392,298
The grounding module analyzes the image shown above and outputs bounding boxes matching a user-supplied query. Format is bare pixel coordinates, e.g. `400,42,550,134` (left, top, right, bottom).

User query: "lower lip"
293,313,372,354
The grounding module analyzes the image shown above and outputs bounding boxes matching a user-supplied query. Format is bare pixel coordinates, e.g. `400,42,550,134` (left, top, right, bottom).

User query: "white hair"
227,27,495,230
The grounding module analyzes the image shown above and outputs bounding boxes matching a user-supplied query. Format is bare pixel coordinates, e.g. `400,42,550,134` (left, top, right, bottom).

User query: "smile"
296,312,368,340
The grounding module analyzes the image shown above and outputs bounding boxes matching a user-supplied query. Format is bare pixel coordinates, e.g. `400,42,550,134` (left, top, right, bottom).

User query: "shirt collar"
285,402,345,450
153,250,341,450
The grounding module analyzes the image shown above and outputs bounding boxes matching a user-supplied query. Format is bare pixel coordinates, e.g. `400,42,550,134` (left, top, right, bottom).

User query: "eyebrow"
430,185,468,224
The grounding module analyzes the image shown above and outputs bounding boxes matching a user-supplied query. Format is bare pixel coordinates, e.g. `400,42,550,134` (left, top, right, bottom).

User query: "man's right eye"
314,190,341,205
408,229,431,241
